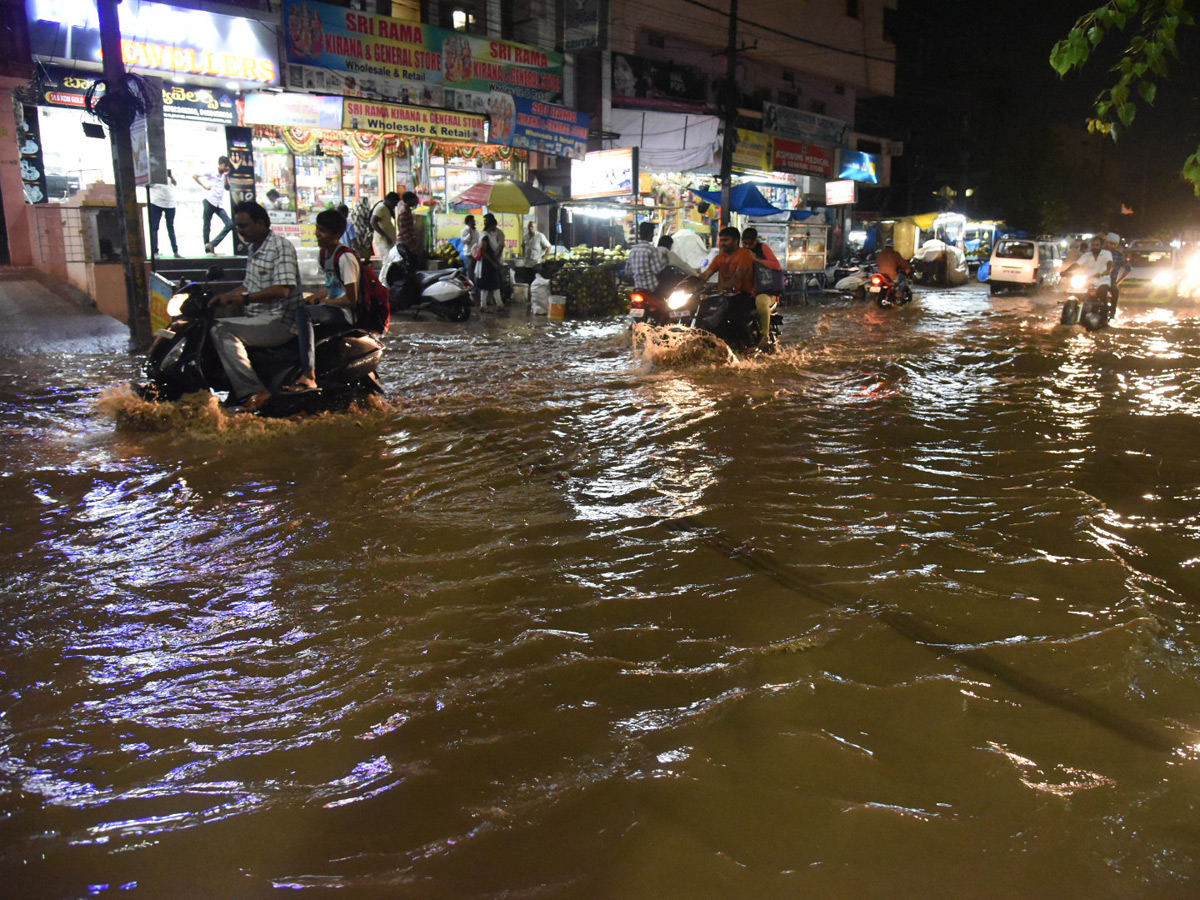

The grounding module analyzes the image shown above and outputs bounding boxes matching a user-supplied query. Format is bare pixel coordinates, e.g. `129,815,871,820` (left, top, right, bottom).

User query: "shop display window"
36,107,114,201
342,149,380,209
294,154,342,215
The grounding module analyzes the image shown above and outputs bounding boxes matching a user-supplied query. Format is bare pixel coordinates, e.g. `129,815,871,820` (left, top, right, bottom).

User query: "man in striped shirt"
209,201,304,412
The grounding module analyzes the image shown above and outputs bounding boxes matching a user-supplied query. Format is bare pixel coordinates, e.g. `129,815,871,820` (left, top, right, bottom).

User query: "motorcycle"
134,266,385,415
630,278,781,354
379,244,473,322
866,270,913,307
1059,273,1111,331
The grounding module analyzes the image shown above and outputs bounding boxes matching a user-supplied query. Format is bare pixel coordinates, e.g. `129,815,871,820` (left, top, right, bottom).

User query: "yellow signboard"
342,98,486,141
733,128,773,173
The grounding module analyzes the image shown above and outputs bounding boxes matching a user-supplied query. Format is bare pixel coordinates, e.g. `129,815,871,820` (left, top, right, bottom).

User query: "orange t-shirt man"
701,228,756,294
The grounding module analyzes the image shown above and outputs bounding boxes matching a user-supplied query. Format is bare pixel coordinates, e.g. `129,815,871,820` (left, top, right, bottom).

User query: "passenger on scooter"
874,239,912,282
1105,232,1131,315
208,201,304,411
628,221,665,292
1062,235,1113,307
741,227,782,348
280,208,359,395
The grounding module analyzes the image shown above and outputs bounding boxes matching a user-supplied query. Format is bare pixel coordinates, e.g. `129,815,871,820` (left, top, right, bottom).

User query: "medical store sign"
342,98,486,142
282,0,563,107
26,0,280,84
773,137,834,178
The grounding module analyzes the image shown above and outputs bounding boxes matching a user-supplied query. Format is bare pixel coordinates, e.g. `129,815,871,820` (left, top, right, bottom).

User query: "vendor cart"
750,221,829,300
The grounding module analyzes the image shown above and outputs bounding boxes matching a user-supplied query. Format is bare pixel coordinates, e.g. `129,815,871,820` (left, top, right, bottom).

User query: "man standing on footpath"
147,169,180,259
627,221,665,292
397,191,422,265
207,201,304,412
194,156,233,255
371,192,400,260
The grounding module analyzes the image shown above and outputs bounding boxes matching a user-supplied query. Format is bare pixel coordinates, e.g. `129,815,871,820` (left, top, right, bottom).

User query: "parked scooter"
1060,273,1111,331
866,271,913,307
379,244,473,322
630,278,781,354
134,267,384,415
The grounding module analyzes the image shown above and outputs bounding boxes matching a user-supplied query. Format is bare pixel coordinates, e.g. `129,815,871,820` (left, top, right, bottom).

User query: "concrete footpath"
0,268,130,356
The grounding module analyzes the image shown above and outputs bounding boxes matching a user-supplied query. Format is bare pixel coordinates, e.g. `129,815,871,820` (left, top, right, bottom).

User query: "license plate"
868,286,881,293
670,311,687,318
630,309,644,318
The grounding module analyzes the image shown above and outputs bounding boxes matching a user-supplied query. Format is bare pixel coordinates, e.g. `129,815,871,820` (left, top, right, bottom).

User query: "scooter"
866,270,913,307
630,277,781,354
1060,273,1111,331
379,244,473,322
134,267,385,415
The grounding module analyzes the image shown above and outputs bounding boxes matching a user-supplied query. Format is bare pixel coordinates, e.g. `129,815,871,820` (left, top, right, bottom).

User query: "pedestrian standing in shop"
397,191,422,265
477,212,506,312
524,220,551,266
148,169,180,259
194,156,233,255
371,192,400,260
460,214,480,279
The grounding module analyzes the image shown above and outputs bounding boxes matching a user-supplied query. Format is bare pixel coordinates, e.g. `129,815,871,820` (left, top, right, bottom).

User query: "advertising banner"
244,92,344,130
282,1,563,108
571,148,637,200
839,151,879,184
763,102,847,148
225,126,256,253
772,137,834,178
18,107,49,204
825,179,856,205
342,98,486,141
611,53,708,114
26,0,279,84
505,97,589,160
564,0,602,50
732,128,772,172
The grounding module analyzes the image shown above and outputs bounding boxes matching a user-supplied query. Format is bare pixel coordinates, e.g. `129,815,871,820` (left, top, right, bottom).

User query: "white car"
988,238,1061,294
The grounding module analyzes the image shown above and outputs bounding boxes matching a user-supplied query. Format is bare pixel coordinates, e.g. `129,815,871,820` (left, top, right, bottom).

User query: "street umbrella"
451,179,554,214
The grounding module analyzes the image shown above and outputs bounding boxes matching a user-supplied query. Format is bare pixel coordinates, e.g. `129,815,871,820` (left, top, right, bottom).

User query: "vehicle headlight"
666,289,692,310
1151,271,1173,287
166,292,190,317
1187,255,1200,276
1069,274,1089,291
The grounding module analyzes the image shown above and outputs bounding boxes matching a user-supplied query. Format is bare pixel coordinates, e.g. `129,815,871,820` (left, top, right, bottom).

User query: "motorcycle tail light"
871,275,883,286
631,292,647,307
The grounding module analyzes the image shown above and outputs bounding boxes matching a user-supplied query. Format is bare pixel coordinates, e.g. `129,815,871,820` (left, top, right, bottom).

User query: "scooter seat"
415,270,453,290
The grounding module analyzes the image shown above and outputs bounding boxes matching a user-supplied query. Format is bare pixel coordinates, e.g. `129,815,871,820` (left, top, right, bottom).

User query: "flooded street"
5,282,1200,899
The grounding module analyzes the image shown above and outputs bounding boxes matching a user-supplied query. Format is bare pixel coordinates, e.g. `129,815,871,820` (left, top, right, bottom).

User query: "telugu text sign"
342,99,486,141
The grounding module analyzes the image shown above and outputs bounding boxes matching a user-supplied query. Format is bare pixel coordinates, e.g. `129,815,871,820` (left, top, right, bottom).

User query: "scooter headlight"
666,289,692,310
167,292,189,318
1069,273,1089,291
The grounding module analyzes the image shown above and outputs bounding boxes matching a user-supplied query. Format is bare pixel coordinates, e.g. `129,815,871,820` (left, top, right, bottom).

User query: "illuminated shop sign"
26,0,280,84
773,137,834,178
571,148,637,200
282,0,562,108
33,67,238,124
838,151,879,184
244,92,344,131
503,97,589,160
825,179,856,205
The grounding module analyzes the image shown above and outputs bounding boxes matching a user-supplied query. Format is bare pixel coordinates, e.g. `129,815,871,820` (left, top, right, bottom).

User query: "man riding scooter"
875,238,913,284
208,201,304,412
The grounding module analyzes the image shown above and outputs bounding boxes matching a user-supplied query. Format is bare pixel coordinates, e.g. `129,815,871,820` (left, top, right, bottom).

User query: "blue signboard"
504,97,589,160
839,151,879,184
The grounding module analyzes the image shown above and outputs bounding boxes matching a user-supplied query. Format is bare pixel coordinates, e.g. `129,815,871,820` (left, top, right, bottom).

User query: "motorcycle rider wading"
699,226,757,342
1062,235,1113,309
208,201,304,412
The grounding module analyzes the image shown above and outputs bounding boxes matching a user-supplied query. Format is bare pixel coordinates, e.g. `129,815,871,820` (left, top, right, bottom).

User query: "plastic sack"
530,274,552,315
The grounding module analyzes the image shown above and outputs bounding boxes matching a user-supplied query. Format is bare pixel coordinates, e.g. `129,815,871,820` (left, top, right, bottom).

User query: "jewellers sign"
26,0,280,84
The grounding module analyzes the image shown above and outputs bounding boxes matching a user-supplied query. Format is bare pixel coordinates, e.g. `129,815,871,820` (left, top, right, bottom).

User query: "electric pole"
718,0,738,227
97,0,152,347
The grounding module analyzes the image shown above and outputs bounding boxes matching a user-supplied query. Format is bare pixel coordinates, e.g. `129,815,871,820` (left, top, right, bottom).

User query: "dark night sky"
861,0,1200,231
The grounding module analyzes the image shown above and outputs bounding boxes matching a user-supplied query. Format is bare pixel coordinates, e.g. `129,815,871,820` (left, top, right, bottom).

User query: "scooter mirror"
206,265,226,282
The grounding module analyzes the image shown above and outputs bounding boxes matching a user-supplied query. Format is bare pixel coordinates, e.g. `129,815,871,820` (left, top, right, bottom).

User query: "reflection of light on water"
984,741,1115,797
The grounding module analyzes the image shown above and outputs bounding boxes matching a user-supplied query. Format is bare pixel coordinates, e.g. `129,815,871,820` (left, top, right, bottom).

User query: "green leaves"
1051,0,1198,179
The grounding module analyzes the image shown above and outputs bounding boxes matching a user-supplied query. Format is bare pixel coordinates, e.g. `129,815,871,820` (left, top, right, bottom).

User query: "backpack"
326,245,391,335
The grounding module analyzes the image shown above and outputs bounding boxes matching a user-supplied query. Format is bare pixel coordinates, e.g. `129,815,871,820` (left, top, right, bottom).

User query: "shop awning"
901,212,942,230
603,109,720,172
688,183,783,217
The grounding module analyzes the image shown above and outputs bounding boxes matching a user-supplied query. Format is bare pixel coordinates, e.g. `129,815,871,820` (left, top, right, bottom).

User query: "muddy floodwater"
5,284,1200,899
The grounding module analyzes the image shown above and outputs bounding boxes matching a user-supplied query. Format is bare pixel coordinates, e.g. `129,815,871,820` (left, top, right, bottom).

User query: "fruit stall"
547,244,629,318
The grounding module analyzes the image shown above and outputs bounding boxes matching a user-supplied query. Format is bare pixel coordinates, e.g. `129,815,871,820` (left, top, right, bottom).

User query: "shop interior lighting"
225,82,240,91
